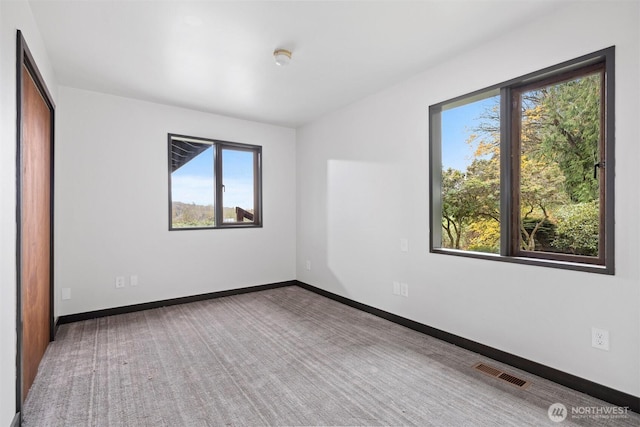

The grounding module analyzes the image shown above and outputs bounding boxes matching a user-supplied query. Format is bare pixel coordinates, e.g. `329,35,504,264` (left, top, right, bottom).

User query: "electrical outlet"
592,327,610,351
61,288,71,300
115,276,125,289
393,281,401,295
130,275,138,287
400,282,409,297
305,260,311,271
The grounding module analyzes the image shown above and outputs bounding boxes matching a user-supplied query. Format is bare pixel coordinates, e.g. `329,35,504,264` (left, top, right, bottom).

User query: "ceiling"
29,1,568,128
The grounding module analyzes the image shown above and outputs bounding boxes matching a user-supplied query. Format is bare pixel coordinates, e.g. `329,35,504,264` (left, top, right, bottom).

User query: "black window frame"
429,47,614,274
168,133,263,231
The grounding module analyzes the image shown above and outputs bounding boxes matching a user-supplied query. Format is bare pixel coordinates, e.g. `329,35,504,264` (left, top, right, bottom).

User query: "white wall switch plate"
61,288,71,300
130,275,138,287
400,238,409,252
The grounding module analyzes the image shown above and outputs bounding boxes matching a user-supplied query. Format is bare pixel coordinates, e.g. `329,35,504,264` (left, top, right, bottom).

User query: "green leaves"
553,201,599,256
441,160,500,251
525,74,601,203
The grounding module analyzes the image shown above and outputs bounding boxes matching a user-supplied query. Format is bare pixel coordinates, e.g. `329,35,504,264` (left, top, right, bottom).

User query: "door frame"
15,29,55,415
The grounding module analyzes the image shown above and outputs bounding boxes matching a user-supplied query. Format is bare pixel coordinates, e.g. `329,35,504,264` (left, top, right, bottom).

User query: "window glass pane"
170,141,215,228
222,148,255,223
440,94,501,253
516,72,602,257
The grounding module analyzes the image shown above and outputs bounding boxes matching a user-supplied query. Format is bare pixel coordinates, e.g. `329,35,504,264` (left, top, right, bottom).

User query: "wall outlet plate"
400,282,409,297
393,281,401,295
115,276,125,288
591,327,610,351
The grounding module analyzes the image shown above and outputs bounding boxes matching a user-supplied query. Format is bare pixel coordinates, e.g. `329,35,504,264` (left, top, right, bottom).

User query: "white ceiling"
29,1,568,127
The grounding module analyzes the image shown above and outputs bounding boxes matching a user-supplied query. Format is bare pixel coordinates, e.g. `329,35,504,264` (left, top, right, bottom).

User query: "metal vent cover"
472,362,531,389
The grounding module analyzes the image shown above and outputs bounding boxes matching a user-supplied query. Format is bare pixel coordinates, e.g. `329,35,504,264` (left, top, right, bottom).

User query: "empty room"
1,0,639,425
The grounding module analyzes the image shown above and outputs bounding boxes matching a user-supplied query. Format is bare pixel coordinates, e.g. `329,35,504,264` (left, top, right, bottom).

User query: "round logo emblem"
548,403,568,423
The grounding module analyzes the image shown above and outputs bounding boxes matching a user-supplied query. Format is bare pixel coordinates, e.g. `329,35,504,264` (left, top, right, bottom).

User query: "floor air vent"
472,362,530,389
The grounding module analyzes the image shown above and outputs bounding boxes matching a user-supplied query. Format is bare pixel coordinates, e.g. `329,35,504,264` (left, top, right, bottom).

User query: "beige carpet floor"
23,285,639,426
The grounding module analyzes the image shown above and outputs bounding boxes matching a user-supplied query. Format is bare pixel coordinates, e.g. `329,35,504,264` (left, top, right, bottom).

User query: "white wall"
0,0,58,423
297,1,640,396
55,87,296,315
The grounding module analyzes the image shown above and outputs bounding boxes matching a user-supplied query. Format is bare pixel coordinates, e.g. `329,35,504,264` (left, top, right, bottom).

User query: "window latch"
221,184,225,192
594,161,605,179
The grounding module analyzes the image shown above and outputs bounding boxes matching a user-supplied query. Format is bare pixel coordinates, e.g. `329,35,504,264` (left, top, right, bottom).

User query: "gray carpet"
23,286,639,426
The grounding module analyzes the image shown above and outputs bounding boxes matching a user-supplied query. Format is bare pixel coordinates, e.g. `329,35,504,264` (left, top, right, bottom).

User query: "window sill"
169,223,263,231
430,248,612,275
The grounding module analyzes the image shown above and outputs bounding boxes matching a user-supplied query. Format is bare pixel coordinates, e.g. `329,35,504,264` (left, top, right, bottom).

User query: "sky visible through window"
222,149,254,211
441,96,497,172
171,146,254,209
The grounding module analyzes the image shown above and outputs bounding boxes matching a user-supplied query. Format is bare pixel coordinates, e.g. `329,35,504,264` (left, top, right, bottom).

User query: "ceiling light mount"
273,49,292,66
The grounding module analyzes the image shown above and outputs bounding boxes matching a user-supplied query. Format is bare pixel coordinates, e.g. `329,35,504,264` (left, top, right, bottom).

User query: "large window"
168,134,262,230
429,47,614,274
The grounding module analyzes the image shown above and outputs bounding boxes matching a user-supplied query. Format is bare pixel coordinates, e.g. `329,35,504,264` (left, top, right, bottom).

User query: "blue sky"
441,96,498,171
171,147,254,209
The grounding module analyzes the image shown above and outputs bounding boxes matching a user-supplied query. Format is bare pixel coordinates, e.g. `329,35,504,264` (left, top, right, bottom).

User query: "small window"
429,47,614,274
168,134,262,230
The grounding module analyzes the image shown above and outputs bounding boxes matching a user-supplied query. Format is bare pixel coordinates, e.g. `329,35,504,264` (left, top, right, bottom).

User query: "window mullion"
214,143,223,227
500,87,512,257
510,88,526,257
254,150,261,224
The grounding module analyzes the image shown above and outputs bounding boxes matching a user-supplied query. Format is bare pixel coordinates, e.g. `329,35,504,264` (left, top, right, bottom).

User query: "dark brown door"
18,32,54,404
